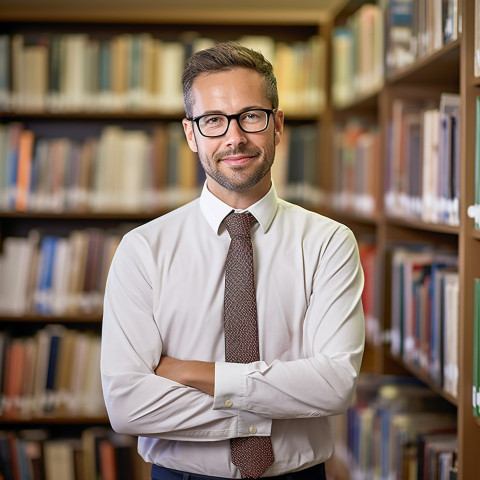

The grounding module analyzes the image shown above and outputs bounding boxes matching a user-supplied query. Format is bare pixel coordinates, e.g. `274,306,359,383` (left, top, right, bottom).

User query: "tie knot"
224,212,255,238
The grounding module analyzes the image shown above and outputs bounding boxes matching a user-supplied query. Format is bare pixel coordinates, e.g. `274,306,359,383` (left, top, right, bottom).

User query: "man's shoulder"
124,198,201,241
276,198,347,230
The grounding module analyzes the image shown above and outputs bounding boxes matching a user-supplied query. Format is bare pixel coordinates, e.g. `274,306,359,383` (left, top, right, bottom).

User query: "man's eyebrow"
196,106,267,116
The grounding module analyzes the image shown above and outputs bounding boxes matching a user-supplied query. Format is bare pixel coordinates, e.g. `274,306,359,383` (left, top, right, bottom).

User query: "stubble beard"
198,143,276,192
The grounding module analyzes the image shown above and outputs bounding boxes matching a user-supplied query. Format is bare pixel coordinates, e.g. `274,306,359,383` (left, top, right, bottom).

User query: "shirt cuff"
213,361,247,411
213,361,271,437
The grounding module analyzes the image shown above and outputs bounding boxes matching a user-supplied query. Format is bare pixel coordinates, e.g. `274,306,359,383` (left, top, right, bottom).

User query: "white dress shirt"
101,183,365,478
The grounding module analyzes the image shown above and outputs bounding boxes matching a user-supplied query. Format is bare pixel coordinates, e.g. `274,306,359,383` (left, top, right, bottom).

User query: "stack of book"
0,33,325,116
0,427,150,480
0,324,105,419
384,0,460,74
330,121,379,216
384,93,461,226
0,123,202,214
332,3,384,107
0,228,131,317
389,245,459,397
343,375,457,480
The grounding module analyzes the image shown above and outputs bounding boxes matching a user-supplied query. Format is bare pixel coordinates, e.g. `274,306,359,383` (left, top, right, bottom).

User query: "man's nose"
224,118,247,147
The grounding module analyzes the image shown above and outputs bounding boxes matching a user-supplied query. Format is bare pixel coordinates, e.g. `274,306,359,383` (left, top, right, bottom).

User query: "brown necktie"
223,212,274,479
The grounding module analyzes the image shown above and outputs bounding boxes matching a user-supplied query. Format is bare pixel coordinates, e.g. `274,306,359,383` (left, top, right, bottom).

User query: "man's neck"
205,176,271,210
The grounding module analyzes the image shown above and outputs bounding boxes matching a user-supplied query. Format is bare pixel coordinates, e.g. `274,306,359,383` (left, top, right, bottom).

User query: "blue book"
35,236,57,314
45,329,62,412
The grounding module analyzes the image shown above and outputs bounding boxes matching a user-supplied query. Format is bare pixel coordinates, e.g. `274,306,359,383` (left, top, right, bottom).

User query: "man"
101,42,365,480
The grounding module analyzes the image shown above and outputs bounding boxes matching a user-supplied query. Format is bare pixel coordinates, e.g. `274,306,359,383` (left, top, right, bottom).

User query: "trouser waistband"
151,462,326,480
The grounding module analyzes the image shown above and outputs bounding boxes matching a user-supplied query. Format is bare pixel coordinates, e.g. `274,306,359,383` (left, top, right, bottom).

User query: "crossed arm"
156,356,215,396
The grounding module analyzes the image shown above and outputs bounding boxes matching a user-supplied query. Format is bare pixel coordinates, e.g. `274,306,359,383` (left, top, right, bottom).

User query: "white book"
68,332,92,415
0,233,38,315
160,41,185,112
119,130,150,211
61,34,89,111
51,237,72,315
81,336,106,416
43,440,77,480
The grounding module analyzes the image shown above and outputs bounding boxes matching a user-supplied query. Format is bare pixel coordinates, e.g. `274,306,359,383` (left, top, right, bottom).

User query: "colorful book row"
0,325,105,420
0,228,126,317
0,427,150,480
389,246,459,397
0,33,325,115
384,0,460,74
332,0,460,108
0,122,203,213
384,93,461,227
332,3,384,107
0,122,322,214
340,375,457,480
331,121,379,216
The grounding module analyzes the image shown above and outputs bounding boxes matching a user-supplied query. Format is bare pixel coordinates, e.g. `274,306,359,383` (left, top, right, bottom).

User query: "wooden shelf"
0,209,173,220
0,313,102,323
389,353,458,408
0,415,109,424
386,40,460,87
385,215,460,236
0,110,320,122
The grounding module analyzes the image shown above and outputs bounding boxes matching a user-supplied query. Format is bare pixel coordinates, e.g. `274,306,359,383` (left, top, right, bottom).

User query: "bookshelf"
0,6,331,480
328,0,480,478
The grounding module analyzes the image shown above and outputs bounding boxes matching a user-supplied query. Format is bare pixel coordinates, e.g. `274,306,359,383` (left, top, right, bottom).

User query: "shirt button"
224,399,233,408
249,426,257,434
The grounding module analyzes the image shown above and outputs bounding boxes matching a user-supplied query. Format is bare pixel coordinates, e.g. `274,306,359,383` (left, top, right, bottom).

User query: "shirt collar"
199,182,279,235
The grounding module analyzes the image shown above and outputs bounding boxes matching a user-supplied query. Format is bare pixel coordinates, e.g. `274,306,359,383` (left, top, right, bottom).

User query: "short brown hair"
182,42,279,118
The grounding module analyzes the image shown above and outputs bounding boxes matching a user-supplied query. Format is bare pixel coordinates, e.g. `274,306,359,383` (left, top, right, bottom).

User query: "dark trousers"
151,463,326,480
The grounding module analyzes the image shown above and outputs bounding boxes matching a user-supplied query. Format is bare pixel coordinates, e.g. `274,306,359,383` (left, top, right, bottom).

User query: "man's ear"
182,118,198,153
274,109,285,147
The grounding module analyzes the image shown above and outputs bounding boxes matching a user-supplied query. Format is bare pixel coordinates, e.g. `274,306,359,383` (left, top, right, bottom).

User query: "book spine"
474,278,480,417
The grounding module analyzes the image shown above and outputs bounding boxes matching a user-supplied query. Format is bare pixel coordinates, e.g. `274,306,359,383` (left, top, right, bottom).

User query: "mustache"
213,147,262,162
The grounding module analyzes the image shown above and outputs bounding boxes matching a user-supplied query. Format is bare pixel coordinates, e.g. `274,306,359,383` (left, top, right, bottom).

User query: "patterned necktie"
223,212,274,479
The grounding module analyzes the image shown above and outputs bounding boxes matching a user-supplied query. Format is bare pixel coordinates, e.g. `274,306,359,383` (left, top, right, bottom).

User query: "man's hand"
155,356,215,396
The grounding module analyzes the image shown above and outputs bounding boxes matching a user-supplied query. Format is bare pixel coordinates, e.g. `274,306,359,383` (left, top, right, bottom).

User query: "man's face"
183,68,284,204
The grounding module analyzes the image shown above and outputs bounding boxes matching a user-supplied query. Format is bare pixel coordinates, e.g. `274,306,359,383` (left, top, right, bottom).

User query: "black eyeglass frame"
187,108,276,138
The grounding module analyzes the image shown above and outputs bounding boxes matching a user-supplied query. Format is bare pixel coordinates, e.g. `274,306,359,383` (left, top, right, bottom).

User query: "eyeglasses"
187,109,276,138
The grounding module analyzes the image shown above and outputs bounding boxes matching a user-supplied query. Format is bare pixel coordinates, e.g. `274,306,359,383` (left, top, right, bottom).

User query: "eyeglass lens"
198,110,268,136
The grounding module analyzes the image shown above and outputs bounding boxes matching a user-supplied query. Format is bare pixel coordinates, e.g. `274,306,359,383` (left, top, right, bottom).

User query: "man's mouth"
220,154,256,166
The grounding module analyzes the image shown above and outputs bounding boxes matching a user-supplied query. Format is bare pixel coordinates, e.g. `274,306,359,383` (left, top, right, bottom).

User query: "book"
331,27,355,107
0,35,10,110
389,245,459,388
43,439,78,480
331,121,379,215
475,0,480,77
442,271,459,397
384,0,415,73
473,278,480,417
0,231,39,315
346,375,457,480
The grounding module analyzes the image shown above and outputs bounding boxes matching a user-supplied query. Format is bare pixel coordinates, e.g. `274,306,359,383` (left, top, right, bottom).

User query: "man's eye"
205,116,223,126
242,112,262,122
